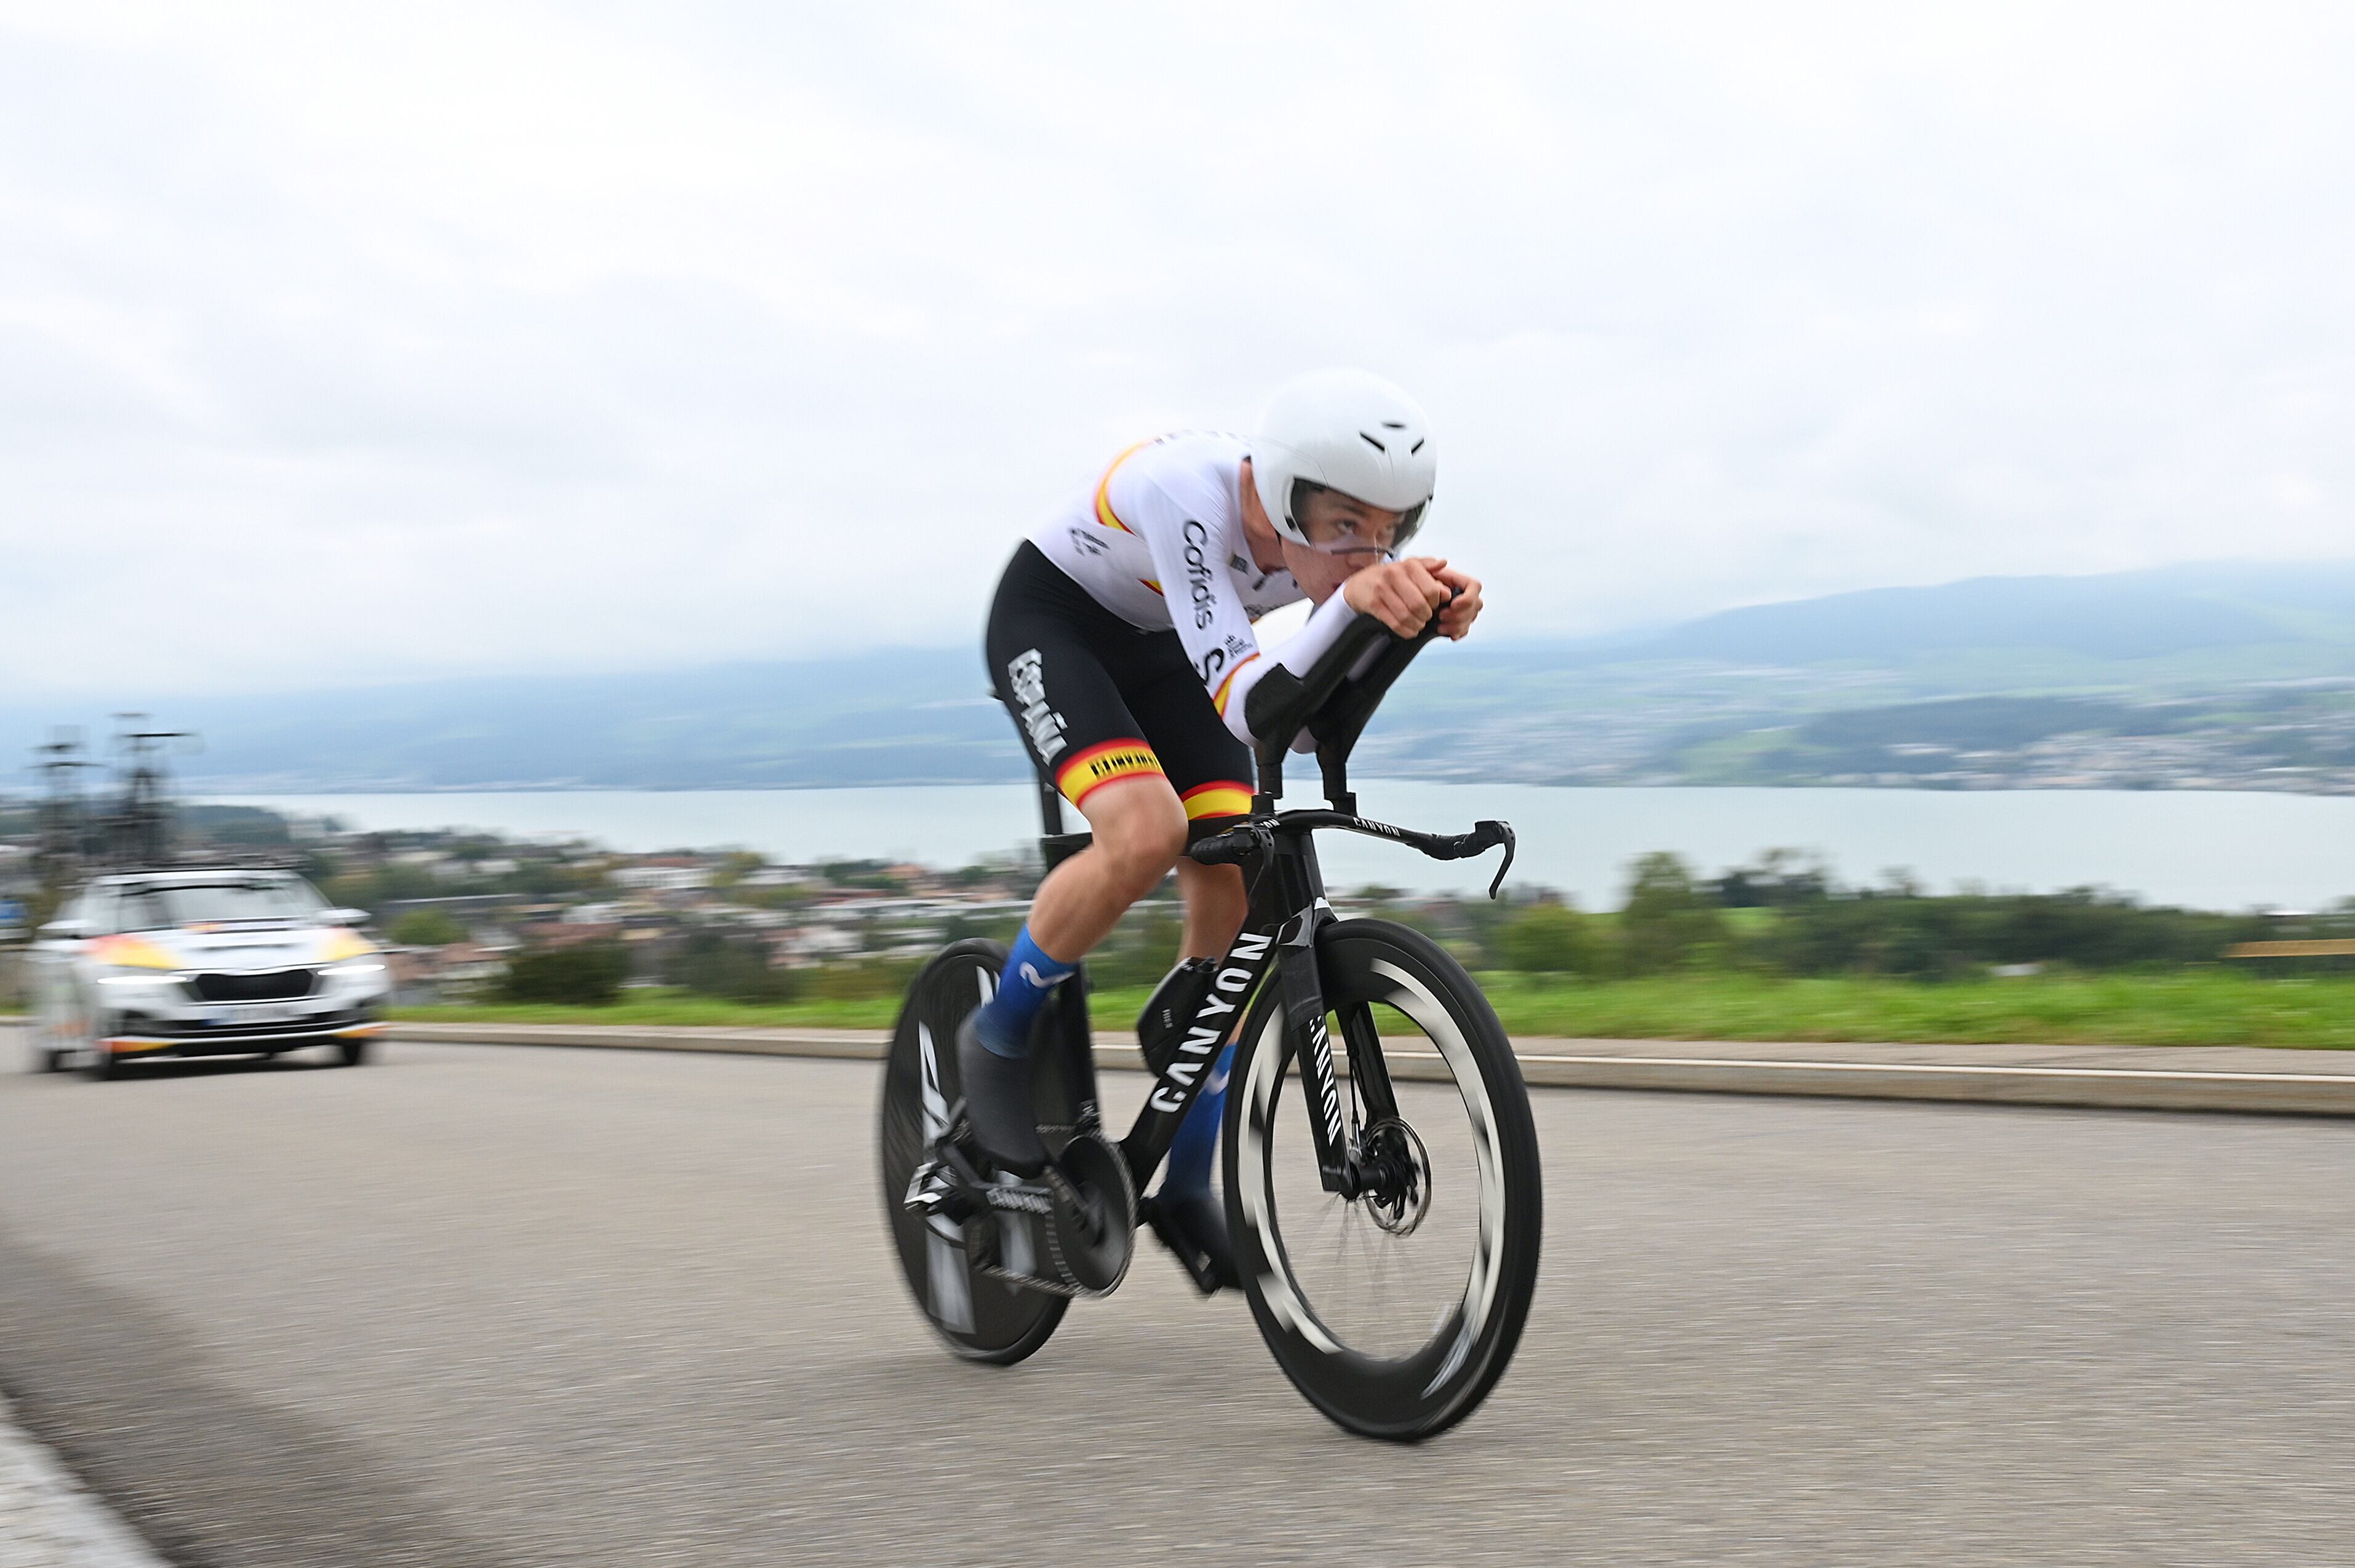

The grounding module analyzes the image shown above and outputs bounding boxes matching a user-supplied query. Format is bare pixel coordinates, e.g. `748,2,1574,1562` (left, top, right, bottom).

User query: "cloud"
2,2,2353,697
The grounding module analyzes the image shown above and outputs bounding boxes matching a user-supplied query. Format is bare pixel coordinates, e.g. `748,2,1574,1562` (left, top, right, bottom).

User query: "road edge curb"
382,1023,2355,1116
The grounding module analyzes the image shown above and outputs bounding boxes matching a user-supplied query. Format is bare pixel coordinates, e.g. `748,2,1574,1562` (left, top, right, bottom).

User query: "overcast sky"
5,3,2353,699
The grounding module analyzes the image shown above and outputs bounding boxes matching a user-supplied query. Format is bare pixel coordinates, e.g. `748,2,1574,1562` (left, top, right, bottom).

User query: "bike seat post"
1035,768,1092,872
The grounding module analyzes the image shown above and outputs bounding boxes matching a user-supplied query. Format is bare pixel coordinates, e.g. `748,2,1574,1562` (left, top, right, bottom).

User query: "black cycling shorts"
985,541,1255,829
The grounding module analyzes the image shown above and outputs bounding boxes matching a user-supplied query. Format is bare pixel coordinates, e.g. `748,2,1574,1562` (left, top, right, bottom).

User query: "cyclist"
963,368,1483,1281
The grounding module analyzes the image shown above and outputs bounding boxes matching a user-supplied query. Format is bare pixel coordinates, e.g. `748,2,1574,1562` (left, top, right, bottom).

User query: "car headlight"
324,961,389,986
95,969,189,999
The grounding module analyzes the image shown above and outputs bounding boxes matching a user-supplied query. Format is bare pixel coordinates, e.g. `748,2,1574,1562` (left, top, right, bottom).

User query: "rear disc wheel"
878,940,1068,1364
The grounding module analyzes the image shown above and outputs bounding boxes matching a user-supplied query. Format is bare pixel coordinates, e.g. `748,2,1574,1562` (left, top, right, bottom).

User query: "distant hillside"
7,560,2354,793
1621,561,2355,666
1346,561,2355,786
1658,689,2355,790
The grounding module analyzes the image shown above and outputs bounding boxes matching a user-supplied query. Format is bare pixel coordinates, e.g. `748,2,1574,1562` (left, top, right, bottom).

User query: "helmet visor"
1289,481,1426,558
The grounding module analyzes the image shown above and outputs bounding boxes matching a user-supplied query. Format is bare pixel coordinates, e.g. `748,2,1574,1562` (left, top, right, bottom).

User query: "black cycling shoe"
1147,1188,1241,1294
955,1015,1049,1175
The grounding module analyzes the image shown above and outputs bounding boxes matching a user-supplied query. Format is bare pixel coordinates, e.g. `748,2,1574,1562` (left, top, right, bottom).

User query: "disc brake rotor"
1359,1117,1432,1236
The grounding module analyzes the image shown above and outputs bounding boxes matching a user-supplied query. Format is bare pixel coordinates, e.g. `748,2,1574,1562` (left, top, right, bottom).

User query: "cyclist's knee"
1111,814,1186,895
1086,785,1186,895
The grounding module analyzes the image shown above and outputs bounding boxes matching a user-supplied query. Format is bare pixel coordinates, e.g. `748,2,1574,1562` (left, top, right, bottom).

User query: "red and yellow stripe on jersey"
1210,652,1260,718
1054,738,1163,806
1180,780,1253,821
1093,441,1152,534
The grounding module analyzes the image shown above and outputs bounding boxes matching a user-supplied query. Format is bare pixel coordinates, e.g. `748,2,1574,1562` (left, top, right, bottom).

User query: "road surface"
2,1034,2351,1566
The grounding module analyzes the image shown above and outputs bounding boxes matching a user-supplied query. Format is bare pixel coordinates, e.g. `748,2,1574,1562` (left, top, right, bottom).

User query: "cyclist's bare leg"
1174,858,1245,960
961,777,1242,1184
1024,775,1188,962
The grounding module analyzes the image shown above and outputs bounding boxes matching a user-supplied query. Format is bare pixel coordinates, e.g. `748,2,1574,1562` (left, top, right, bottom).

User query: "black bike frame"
1022,596,1511,1200
1027,773,1359,1197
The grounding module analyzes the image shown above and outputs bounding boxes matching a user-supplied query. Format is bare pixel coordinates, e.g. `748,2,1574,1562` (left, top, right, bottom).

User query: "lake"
200,785,2355,912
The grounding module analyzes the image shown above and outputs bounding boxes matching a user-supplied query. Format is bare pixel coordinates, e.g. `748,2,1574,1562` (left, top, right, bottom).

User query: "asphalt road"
2,1034,2351,1567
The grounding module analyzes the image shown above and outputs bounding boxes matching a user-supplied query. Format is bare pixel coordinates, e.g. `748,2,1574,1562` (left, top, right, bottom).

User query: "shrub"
665,930,799,1004
808,957,926,1000
388,908,466,947
1739,886,2276,979
1496,902,1602,974
1086,901,1185,988
502,942,629,1005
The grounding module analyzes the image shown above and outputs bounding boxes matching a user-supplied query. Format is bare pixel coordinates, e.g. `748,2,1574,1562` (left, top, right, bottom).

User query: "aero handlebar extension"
1241,588,1456,809
1196,586,1517,898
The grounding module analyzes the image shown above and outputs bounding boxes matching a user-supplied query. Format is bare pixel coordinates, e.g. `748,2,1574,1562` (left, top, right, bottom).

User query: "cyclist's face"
1285,489,1404,598
1299,489,1405,557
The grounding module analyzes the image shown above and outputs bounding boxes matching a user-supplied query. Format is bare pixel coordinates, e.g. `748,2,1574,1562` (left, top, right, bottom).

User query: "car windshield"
115,881,324,931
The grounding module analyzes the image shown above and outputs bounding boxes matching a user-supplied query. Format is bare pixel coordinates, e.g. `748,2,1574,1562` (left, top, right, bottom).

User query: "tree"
710,851,766,889
1619,852,1726,975
1496,902,1600,974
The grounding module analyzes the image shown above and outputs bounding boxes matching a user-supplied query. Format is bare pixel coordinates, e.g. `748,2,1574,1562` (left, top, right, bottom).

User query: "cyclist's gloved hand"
1343,558,1452,639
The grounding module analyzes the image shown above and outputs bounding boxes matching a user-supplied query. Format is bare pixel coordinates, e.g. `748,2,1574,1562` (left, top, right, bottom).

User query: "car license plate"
213,1003,298,1025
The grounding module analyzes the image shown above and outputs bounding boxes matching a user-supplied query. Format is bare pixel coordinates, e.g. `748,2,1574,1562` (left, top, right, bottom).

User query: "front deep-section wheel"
878,940,1069,1364
1225,919,1541,1440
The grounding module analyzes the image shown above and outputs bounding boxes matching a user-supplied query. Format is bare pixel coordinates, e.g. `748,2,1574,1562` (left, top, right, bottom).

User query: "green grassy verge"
390,990,943,1031
392,971,2355,1050
1472,972,2355,1050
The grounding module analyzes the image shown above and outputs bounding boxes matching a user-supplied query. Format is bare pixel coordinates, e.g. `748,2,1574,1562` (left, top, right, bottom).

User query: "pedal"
1142,1195,1226,1297
903,1157,956,1213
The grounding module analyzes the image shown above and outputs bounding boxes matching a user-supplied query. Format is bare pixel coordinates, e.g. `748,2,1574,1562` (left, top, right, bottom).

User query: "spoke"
1262,1013,1491,1362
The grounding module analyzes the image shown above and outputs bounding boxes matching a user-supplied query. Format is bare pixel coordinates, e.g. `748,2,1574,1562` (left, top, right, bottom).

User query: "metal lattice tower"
105,715,193,868
30,729,98,890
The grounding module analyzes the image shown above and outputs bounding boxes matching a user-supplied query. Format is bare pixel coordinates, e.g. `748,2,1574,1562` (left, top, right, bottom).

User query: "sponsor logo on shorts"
1006,649,1068,763
1055,739,1162,805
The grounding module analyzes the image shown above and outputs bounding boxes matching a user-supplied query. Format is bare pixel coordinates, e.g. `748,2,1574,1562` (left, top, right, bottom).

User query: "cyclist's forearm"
1215,591,1360,746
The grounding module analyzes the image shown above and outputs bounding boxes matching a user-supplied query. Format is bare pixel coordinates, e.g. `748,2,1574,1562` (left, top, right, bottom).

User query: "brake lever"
1477,819,1517,900
1415,818,1516,898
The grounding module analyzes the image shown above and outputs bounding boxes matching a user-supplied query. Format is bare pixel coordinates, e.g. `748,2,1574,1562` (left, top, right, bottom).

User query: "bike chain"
968,1165,1123,1300
975,1190,1108,1301
907,1119,1126,1300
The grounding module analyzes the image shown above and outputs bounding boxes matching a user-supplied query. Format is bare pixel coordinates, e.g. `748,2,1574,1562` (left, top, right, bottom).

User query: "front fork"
1276,913,1399,1198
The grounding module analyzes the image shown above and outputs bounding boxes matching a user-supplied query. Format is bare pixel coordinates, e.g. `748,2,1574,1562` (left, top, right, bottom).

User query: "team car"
28,868,389,1079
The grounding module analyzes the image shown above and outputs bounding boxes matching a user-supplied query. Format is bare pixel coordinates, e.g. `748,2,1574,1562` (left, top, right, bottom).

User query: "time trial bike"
878,604,1542,1441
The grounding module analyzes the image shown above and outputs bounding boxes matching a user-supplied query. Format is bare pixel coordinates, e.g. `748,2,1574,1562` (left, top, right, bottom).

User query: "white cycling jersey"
1028,432,1360,746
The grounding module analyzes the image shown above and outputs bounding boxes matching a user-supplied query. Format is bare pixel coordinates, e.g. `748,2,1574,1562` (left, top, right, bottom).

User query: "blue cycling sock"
1162,1043,1234,1199
971,925,1075,1058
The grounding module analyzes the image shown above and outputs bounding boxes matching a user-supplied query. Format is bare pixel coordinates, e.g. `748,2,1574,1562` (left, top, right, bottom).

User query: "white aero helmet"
1250,368,1437,551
